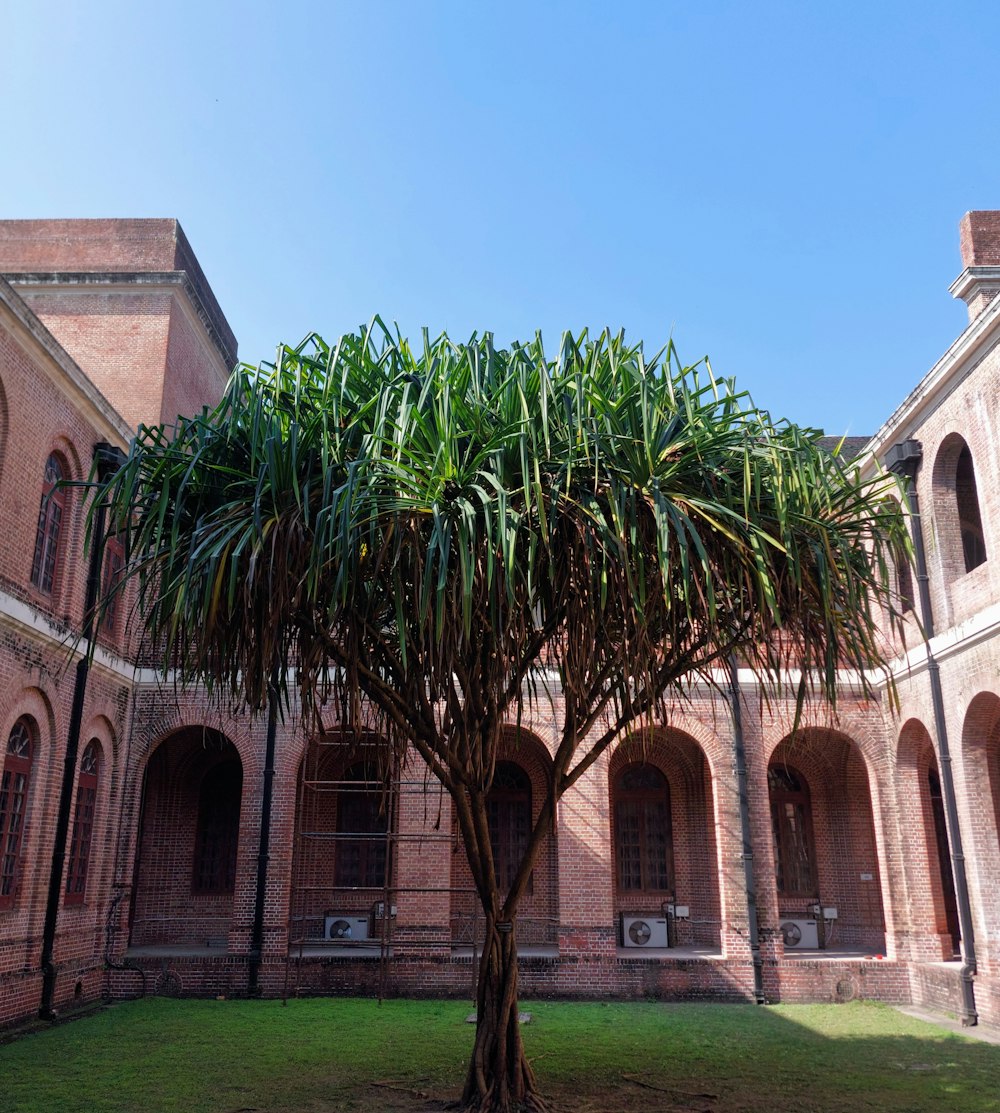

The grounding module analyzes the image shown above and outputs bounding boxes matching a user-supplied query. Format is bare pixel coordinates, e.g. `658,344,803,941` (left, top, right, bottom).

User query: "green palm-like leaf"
89,324,907,1113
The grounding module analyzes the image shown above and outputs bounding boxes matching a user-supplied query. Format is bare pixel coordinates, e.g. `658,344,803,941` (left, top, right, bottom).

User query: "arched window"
335,762,387,889
192,759,242,894
956,445,987,572
30,454,67,594
487,761,532,893
65,741,101,905
768,765,818,897
0,717,36,909
614,762,673,892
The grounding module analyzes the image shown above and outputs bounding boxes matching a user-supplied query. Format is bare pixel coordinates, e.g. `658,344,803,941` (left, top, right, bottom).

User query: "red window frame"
613,762,674,893
768,764,819,898
65,741,101,905
30,454,67,595
0,718,35,909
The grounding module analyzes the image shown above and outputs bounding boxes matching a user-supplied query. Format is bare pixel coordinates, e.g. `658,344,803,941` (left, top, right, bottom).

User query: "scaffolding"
283,732,559,1002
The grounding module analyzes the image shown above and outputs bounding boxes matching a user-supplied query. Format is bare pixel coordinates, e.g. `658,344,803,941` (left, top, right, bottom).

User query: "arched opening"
933,434,988,582
291,735,393,948
129,728,242,950
961,693,1000,962
0,716,37,910
769,730,886,954
896,720,960,959
610,729,721,952
450,730,558,952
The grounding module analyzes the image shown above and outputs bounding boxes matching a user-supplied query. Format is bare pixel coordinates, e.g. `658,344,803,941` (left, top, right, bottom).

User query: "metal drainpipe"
729,655,765,1004
886,438,978,1026
247,679,279,995
39,442,127,1020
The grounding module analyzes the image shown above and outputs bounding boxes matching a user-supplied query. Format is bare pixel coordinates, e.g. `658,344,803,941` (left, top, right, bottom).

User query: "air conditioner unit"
621,915,669,948
780,918,819,949
324,914,370,942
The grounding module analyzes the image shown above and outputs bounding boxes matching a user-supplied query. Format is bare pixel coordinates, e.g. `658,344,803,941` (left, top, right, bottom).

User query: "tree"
93,323,905,1112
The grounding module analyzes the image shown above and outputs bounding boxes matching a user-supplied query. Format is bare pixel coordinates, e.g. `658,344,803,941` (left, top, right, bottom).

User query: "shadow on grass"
1,998,998,1113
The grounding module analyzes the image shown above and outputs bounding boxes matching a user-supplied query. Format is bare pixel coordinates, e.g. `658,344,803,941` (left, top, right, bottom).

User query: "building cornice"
3,270,237,374
0,278,133,445
948,265,1000,302
0,587,158,686
881,600,1000,686
863,281,1000,466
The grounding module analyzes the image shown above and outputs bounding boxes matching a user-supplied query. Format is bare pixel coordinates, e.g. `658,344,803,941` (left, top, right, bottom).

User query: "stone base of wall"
768,958,910,1004
97,951,921,1008
972,969,1000,1029
909,961,966,1018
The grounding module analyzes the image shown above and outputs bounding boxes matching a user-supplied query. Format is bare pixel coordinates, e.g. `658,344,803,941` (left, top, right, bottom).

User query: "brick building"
1,215,999,1028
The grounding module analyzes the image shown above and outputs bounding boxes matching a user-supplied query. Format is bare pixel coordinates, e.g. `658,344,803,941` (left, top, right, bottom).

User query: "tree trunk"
461,915,546,1112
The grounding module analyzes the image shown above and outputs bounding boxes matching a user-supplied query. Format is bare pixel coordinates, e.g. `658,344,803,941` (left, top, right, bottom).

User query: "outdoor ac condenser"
621,914,669,948
779,918,819,949
324,914,370,942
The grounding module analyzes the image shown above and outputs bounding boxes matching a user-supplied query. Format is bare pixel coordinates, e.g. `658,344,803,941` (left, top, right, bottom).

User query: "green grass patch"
1,998,997,1112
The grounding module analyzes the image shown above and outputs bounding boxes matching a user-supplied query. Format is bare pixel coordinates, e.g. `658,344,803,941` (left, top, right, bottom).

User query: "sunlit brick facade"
2,215,1000,1028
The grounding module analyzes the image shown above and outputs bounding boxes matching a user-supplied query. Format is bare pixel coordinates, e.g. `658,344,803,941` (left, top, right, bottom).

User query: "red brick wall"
608,730,722,949
960,211,1000,268
10,212,1000,1032
449,729,558,949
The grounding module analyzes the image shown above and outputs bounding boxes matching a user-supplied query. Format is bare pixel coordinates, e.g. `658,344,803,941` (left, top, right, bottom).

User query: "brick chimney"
950,211,1000,322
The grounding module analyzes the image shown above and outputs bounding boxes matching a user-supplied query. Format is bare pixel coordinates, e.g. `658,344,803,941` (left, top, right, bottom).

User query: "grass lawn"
1,997,998,1112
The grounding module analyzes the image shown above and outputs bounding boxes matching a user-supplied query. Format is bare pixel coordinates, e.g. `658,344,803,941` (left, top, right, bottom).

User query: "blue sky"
3,0,999,433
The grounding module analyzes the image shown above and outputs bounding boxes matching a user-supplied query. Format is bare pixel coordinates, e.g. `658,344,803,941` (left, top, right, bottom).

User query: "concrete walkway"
896,1006,1000,1045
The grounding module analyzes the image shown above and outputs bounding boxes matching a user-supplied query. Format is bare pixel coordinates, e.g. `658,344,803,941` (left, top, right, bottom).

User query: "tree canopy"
93,321,907,1112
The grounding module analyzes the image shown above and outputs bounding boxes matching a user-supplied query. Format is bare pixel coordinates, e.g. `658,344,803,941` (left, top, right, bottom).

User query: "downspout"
247,677,279,995
39,442,127,1020
886,438,978,1026
729,655,765,1004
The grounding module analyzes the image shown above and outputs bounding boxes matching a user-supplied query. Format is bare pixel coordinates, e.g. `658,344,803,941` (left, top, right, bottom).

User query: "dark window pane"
487,761,531,893
957,445,987,573
193,759,242,894
335,763,387,888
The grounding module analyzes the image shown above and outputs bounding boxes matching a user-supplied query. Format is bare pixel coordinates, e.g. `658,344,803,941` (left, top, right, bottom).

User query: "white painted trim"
864,290,1000,464
0,587,160,685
